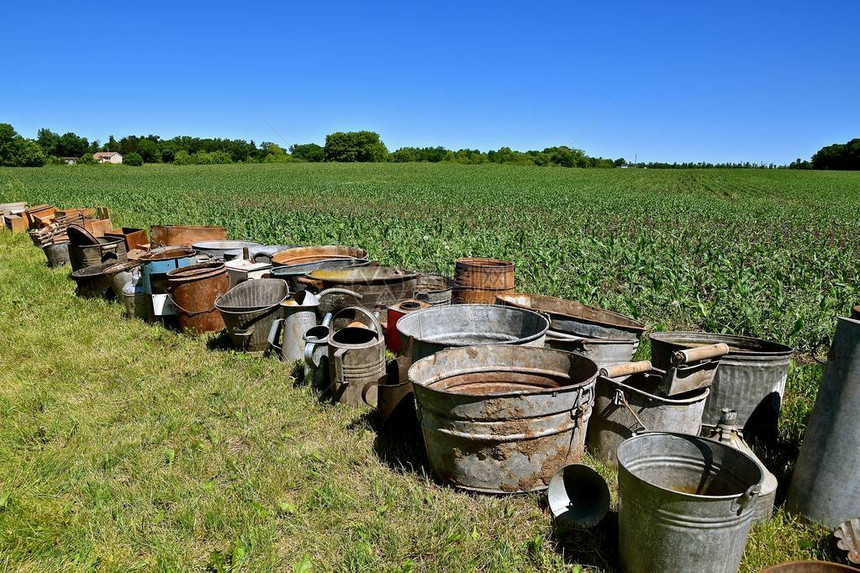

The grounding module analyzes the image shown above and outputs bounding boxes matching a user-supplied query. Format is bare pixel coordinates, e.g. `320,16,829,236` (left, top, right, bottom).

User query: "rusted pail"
68,237,127,271
167,261,229,334
649,331,793,439
586,368,709,465
328,307,386,407
69,262,119,299
215,278,289,351
496,293,645,341
396,304,549,363
617,433,763,573
786,316,860,528
762,562,857,572
409,345,598,493
452,257,514,304
43,242,70,267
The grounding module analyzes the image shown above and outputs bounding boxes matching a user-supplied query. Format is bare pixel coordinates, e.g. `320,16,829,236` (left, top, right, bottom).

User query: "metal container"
548,463,611,529
649,331,794,438
496,293,645,341
121,274,149,320
166,261,229,334
303,315,332,392
191,240,263,261
545,330,638,367
386,299,431,353
786,316,860,528
69,262,119,299
270,245,368,267
409,345,598,493
414,273,454,305
762,562,857,572
452,257,514,304
270,290,323,363
617,433,763,573
139,246,197,295
396,304,549,364
104,260,141,299
328,307,386,407
586,370,709,465
43,242,70,267
215,278,289,351
308,267,418,313
150,225,226,247
68,237,128,271
269,258,370,292
248,245,299,264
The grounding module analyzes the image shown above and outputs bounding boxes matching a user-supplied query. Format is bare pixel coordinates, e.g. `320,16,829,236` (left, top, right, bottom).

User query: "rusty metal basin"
409,345,598,494
270,245,368,267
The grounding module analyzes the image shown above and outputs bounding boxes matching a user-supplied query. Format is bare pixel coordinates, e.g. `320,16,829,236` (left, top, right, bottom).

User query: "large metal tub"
786,316,860,528
307,267,418,313
618,433,764,573
496,293,645,341
192,240,263,261
396,304,550,363
150,225,226,247
68,237,128,271
545,330,638,367
409,345,598,493
270,245,367,267
649,331,793,438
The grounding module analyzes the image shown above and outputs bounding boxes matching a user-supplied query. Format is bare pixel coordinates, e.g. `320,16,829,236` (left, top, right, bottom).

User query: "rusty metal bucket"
649,331,793,439
70,262,119,299
215,278,290,351
328,307,386,407
68,237,128,271
409,345,598,493
396,304,549,364
452,257,514,304
786,316,860,528
617,433,763,573
166,261,229,334
762,563,857,573
43,242,70,267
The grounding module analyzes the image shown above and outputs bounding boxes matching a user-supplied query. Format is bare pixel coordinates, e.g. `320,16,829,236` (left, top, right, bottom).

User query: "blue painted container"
139,246,197,294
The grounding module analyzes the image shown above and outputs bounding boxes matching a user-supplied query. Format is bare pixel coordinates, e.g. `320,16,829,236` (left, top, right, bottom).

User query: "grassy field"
1,163,858,571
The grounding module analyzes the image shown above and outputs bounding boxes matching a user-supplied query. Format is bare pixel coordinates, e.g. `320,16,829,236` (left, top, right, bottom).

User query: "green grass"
0,163,858,571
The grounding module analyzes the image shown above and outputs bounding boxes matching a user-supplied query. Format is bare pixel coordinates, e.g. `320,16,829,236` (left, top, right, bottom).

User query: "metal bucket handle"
304,313,332,369
332,306,384,338
612,388,650,433
267,318,284,357
731,484,761,515
165,293,222,317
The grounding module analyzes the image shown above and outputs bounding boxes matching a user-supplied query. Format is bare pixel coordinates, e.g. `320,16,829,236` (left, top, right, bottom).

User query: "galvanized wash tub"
545,330,639,367
496,293,645,341
409,345,598,493
270,245,367,267
215,278,289,351
269,258,370,292
308,267,418,313
68,237,128,271
617,433,763,573
649,331,793,438
192,240,263,261
396,304,550,363
586,369,709,465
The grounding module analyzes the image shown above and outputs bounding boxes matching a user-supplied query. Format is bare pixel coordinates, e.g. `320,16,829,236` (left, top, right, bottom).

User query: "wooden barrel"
452,257,514,304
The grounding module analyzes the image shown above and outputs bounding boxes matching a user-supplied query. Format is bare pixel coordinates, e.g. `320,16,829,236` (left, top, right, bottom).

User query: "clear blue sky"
2,1,858,164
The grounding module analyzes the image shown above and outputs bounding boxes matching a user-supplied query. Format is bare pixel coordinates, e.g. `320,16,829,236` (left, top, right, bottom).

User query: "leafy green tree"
323,131,388,162
138,139,160,163
106,135,119,152
57,132,89,158
289,143,324,162
16,140,46,166
173,150,192,165
811,139,860,170
124,152,143,166
0,124,46,166
36,128,60,156
80,153,95,165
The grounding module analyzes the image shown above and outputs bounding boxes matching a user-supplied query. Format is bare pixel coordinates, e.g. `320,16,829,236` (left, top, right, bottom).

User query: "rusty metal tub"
308,267,418,313
409,345,598,493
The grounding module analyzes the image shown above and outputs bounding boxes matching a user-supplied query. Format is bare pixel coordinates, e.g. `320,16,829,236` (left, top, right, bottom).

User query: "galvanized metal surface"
786,317,860,528
270,245,368,267
139,246,197,295
409,345,598,493
69,262,120,299
586,371,709,465
761,562,858,572
166,261,229,334
191,240,263,260
649,331,794,438
617,433,763,573
834,518,860,565
150,225,226,247
272,290,323,362
545,330,638,367
703,409,778,523
269,258,370,292
68,237,128,271
309,267,418,314
414,273,454,305
43,242,70,267
548,463,610,529
303,315,332,392
104,260,141,299
495,293,645,341
248,245,299,264
328,307,386,407
215,278,290,351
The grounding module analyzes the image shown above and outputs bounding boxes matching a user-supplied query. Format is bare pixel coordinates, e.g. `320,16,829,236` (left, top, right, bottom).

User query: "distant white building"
60,157,78,165
93,151,123,164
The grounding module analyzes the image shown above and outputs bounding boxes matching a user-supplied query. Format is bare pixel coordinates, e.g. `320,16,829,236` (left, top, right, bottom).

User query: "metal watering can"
326,307,386,407
267,288,362,363
302,313,332,392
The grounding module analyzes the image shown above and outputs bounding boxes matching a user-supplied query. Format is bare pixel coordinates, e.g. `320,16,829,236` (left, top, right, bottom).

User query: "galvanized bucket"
328,307,386,407
617,433,763,573
586,369,709,465
104,261,141,299
548,463,611,529
166,261,229,334
409,345,598,493
545,330,638,367
68,237,128,271
43,242,70,267
786,316,860,528
215,278,289,351
649,331,793,439
121,278,149,320
69,262,120,299
270,290,323,363
396,304,549,364
414,273,454,305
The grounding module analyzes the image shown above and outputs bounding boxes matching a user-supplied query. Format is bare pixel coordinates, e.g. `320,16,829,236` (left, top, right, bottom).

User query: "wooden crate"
105,227,149,251
83,218,114,238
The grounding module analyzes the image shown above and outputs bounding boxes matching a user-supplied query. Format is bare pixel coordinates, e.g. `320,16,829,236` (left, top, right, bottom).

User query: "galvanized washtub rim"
649,331,793,357
192,240,263,250
617,432,764,501
397,303,551,350
270,245,368,266
139,246,196,261
409,345,598,398
308,266,419,285
497,292,645,334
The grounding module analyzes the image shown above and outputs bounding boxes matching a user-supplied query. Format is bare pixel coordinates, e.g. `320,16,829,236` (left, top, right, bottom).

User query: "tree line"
1,122,856,170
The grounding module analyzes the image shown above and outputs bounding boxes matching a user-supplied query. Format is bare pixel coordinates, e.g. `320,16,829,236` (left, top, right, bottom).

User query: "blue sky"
2,1,858,163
